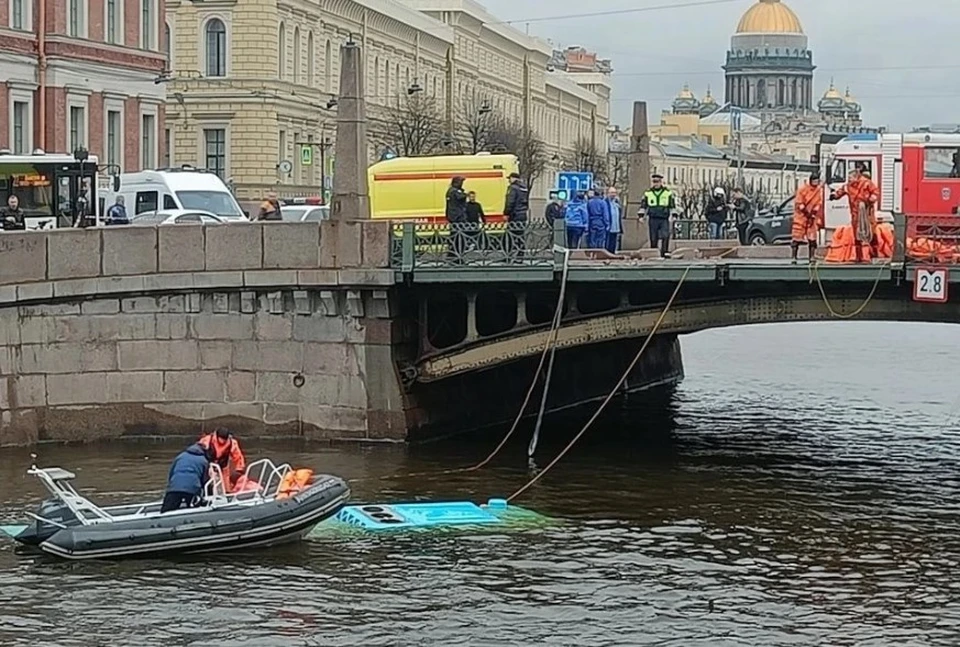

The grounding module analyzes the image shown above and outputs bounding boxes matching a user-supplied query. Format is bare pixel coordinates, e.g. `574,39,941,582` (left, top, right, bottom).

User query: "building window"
12,101,29,154
324,39,332,91
106,110,121,166
10,0,24,29
141,0,154,49
68,0,81,36
163,128,172,167
106,0,120,44
163,22,172,68
278,24,286,78
142,114,156,169
204,128,226,178
293,27,301,84
278,130,286,183
307,32,314,87
205,18,227,77
69,106,86,153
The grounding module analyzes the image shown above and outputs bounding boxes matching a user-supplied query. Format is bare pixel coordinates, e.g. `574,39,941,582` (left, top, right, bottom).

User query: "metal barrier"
672,218,739,241
390,220,558,270
904,215,960,264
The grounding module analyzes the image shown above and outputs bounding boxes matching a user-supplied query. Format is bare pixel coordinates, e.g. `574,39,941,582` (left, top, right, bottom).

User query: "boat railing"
241,459,293,500
203,464,231,505
27,465,114,525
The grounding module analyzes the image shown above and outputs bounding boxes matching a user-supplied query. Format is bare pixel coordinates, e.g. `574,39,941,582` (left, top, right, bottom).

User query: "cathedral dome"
736,0,804,34
672,84,701,114
843,87,861,113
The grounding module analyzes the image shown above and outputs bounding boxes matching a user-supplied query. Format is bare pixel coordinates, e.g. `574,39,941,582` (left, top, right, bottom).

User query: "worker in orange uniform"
791,171,825,264
198,427,247,492
829,166,880,262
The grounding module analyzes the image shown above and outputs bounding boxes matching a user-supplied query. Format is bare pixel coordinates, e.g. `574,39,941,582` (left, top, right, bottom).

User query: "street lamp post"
318,136,332,202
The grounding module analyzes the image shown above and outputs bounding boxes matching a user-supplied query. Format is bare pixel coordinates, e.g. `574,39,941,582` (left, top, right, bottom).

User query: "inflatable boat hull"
37,476,349,560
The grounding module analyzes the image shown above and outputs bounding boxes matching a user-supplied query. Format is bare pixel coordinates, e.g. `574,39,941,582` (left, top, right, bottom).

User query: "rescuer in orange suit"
829,166,880,262
198,427,247,491
791,171,825,264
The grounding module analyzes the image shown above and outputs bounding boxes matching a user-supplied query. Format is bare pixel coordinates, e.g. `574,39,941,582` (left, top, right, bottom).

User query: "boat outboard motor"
15,499,81,547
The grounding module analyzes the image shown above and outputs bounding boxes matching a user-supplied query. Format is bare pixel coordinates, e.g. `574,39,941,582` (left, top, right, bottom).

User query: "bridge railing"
390,221,558,271
672,219,739,241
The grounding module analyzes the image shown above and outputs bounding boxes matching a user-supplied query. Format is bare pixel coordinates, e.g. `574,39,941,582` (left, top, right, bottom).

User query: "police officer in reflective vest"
638,174,676,258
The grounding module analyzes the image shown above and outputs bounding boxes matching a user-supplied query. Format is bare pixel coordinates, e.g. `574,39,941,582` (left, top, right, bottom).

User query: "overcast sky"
478,0,959,131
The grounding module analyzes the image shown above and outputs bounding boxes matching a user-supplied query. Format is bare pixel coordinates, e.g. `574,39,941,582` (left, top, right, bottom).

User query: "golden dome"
677,84,696,100
736,0,804,34
823,82,842,99
844,87,856,102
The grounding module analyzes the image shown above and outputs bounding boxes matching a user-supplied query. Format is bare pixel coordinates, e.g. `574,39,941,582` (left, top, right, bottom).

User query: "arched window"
373,55,379,98
307,32,314,87
204,18,226,77
384,59,390,97
163,21,172,68
278,23,286,79
293,27,300,83
324,39,332,91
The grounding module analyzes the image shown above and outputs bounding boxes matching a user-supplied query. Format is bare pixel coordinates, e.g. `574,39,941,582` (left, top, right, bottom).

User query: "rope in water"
506,263,694,503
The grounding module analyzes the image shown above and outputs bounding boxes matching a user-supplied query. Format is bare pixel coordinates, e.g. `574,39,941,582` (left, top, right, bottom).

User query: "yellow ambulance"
367,153,519,234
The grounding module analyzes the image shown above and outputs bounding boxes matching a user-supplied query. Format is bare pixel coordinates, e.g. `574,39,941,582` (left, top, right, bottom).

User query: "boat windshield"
175,190,243,218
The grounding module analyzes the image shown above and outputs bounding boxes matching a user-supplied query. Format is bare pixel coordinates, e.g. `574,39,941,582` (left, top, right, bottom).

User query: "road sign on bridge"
555,172,593,200
913,267,949,303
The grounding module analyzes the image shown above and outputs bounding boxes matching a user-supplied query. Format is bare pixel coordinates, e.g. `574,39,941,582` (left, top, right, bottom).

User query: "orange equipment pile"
824,223,895,263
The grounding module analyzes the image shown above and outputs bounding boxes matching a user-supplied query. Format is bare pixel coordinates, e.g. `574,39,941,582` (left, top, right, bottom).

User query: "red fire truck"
824,132,960,231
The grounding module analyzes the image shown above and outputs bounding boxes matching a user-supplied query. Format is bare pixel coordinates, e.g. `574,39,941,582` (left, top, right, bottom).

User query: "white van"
104,166,248,221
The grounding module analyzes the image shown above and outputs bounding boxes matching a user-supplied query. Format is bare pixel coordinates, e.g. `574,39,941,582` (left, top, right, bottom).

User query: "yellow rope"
507,264,693,502
809,260,888,319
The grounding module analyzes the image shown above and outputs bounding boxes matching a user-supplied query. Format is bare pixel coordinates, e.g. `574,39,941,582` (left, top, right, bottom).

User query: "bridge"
0,218,956,446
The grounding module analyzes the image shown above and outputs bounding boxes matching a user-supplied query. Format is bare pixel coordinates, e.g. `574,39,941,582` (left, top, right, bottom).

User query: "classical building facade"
650,0,865,164
0,0,167,169
164,0,610,205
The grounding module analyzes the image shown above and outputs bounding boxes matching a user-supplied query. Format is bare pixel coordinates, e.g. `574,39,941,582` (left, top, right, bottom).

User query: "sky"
476,0,959,131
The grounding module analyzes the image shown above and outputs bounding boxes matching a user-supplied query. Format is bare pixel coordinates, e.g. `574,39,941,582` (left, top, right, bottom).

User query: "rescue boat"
1,460,349,560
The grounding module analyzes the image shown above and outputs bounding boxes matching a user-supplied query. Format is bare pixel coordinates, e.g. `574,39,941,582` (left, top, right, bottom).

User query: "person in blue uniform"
161,443,214,513
586,188,611,249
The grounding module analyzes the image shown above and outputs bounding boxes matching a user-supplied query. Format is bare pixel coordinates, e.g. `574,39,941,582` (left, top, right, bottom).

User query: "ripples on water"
2,322,960,646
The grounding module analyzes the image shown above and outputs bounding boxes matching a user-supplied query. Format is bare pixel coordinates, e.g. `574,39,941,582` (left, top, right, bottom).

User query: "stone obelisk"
330,39,370,220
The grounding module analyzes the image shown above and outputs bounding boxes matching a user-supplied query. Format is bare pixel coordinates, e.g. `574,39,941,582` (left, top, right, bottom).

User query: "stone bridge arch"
415,293,960,383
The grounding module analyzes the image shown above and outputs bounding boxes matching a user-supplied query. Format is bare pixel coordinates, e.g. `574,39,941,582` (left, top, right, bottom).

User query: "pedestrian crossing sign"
300,145,313,166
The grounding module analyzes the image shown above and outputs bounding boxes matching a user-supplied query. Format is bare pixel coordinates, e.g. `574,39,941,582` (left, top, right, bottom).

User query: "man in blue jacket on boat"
161,443,214,513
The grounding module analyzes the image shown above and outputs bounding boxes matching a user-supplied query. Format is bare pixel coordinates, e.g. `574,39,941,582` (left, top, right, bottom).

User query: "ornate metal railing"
904,215,960,264
390,220,560,270
671,218,739,241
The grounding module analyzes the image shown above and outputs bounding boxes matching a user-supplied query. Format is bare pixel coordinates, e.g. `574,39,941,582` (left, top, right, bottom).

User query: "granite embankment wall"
0,222,412,446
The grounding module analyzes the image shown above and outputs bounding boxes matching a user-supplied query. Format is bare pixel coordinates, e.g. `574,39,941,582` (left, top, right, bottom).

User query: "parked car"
280,205,330,222
131,209,225,226
745,195,794,245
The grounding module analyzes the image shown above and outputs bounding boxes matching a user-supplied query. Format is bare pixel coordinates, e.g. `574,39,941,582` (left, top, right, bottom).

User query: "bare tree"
563,136,607,182
486,117,547,188
370,94,445,157
454,95,495,154
606,151,630,191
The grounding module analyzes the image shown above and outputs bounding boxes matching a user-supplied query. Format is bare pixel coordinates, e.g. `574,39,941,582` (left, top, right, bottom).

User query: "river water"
2,322,960,646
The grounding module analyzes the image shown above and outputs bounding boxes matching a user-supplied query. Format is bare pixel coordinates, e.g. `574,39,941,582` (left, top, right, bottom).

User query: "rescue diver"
162,442,214,513
198,427,247,492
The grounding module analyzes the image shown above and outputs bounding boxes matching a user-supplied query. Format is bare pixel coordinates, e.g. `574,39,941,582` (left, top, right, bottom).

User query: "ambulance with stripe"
367,153,519,231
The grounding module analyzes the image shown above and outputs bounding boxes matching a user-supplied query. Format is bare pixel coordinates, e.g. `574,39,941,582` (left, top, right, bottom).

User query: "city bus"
0,150,114,229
